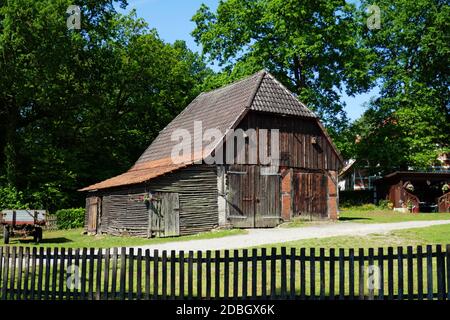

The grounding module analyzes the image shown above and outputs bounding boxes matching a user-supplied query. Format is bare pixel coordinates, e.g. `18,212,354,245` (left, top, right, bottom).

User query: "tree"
192,0,376,132
0,0,211,211
351,0,450,171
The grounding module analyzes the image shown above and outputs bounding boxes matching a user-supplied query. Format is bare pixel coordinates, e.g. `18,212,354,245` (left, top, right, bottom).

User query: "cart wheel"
3,227,9,244
33,227,43,244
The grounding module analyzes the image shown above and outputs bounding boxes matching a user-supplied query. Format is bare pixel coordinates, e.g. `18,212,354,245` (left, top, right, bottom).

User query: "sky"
118,0,379,121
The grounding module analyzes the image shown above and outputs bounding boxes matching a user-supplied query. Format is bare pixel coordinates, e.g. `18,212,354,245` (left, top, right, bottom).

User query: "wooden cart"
1,210,46,244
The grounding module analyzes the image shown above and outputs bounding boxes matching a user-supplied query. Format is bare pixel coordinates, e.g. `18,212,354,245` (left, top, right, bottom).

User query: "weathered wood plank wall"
87,165,218,237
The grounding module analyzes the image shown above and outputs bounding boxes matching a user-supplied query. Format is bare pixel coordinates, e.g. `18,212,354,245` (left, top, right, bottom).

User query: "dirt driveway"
132,220,450,252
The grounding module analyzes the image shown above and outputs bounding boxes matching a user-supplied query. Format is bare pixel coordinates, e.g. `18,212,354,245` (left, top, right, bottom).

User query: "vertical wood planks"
349,248,355,300
329,248,335,300
37,247,44,300
80,248,87,300
397,247,403,300
224,250,230,299
387,247,394,300
377,248,384,300
319,248,325,300
153,250,159,299
128,248,134,300
187,251,193,300
1,247,9,300
136,249,142,300
161,250,167,300
24,247,30,300
0,244,447,301
426,245,433,300
251,249,257,299
197,251,202,299
119,247,126,300
214,250,220,299
436,245,444,300
145,249,150,300
206,250,212,299
290,248,296,300
261,248,267,299
270,248,276,299
17,247,23,300
358,248,364,300
111,247,118,299
103,248,110,300
170,250,176,300
339,248,345,300
300,248,306,300
310,248,315,298
180,251,185,299
233,250,239,299
417,246,423,300
407,246,413,300
280,247,287,299
368,248,374,300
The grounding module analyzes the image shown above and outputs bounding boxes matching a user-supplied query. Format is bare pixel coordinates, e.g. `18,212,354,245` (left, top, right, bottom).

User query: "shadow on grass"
339,217,372,221
12,237,73,244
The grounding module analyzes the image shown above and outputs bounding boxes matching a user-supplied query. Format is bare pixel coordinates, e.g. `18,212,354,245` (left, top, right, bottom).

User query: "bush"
0,185,28,209
339,190,373,207
55,208,85,230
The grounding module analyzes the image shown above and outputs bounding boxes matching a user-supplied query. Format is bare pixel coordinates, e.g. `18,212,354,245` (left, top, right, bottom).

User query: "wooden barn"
80,70,343,237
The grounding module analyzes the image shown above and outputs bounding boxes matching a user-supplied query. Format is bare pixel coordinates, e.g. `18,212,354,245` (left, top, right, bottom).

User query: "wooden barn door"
255,166,281,227
227,165,256,228
293,172,328,219
227,165,281,228
147,192,180,237
86,196,101,234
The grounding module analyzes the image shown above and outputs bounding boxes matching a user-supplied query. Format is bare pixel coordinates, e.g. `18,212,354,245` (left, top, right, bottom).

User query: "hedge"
55,208,85,230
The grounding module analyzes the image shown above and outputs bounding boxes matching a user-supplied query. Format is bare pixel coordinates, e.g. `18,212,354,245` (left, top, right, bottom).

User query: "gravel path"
132,220,450,252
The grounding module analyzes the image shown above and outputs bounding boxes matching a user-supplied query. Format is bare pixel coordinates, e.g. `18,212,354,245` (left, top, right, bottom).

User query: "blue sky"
118,0,379,121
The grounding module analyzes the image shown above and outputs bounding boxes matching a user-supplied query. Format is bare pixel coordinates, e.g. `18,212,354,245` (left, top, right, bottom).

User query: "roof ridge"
262,71,318,118
199,70,265,96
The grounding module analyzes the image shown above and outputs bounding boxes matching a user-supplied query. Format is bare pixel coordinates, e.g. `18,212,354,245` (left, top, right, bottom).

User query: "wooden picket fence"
0,245,449,300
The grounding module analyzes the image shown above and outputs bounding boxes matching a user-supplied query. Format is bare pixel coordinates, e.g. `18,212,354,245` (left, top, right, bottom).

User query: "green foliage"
55,208,85,230
0,1,212,211
377,200,392,210
345,0,450,172
192,0,375,133
0,185,28,209
339,190,373,207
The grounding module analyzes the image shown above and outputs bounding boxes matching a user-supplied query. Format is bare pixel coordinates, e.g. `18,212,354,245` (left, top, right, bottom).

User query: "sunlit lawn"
0,228,247,248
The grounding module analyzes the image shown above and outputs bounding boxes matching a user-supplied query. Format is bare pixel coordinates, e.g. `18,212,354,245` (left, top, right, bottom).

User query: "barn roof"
80,70,340,192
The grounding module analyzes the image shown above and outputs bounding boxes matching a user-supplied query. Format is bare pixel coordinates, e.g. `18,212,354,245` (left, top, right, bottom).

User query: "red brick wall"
281,168,292,221
327,170,339,220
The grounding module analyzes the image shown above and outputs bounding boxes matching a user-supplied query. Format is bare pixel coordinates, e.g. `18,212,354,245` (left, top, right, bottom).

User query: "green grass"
255,223,450,251
280,207,450,228
339,208,450,224
1,228,247,248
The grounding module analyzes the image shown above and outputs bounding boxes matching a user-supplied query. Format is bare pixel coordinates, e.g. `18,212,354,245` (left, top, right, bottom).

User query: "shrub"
378,199,393,210
55,208,85,230
0,185,28,209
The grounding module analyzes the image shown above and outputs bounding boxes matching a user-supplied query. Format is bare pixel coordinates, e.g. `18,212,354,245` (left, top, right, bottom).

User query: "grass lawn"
256,222,450,251
0,228,247,248
281,206,450,228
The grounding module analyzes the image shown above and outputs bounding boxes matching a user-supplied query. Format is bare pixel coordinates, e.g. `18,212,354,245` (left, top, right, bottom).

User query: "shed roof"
80,70,339,192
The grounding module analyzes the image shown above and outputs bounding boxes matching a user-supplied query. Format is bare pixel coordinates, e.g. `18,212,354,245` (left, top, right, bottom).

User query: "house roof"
80,70,340,192
374,171,450,184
